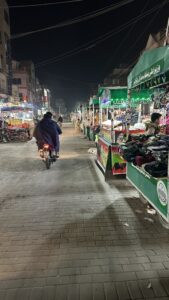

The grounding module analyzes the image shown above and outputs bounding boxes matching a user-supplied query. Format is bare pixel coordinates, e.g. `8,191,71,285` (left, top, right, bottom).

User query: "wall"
12,60,36,103
0,0,11,95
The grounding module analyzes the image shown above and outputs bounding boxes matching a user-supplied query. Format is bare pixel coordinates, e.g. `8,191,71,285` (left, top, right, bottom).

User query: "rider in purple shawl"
34,112,62,152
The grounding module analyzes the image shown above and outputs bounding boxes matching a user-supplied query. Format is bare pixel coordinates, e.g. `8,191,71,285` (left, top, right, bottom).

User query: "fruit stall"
0,102,34,141
0,102,34,128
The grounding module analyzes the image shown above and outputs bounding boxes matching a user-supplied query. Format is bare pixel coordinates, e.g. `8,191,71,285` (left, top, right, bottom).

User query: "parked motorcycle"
40,144,57,169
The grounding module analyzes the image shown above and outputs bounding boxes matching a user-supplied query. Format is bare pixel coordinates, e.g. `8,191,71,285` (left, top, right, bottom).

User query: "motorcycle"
40,144,57,169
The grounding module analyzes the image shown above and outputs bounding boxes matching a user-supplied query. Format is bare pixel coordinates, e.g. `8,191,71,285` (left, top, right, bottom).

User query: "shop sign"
132,60,163,87
98,139,109,170
157,180,168,206
101,89,111,106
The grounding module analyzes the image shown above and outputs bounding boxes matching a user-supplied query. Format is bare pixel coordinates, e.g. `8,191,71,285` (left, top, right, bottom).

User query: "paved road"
0,126,169,300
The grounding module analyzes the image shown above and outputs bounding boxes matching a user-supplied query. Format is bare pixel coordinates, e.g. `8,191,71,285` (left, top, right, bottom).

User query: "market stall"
81,103,90,138
0,102,34,142
88,97,99,141
97,86,151,178
124,46,169,225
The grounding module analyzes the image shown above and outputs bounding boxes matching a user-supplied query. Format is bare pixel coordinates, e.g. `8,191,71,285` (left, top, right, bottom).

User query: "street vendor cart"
126,46,169,226
0,102,34,142
97,86,150,178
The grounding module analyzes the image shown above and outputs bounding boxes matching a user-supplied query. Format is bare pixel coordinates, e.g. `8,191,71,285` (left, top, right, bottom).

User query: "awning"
100,87,127,108
130,89,152,102
89,98,99,106
97,87,104,98
128,46,169,89
110,88,127,101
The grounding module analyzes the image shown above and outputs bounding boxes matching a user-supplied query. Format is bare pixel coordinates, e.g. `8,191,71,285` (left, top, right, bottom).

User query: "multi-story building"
42,87,51,110
103,64,131,87
103,28,167,89
144,29,166,51
12,60,36,103
0,0,11,95
35,77,43,109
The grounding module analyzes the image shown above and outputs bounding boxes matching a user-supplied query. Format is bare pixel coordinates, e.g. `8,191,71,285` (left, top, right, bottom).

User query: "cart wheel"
158,214,169,229
138,193,147,204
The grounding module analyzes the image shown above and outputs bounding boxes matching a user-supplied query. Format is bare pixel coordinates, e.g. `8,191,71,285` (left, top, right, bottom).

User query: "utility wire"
116,0,168,80
50,75,98,85
5,0,83,8
53,4,167,90
11,0,137,39
35,1,167,68
102,0,151,76
121,8,166,63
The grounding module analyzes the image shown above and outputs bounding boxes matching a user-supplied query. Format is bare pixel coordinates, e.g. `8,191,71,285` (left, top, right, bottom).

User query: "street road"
0,125,169,300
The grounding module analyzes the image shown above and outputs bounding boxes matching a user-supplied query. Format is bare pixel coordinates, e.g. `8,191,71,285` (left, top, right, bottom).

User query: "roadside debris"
135,209,143,214
88,148,97,155
147,282,152,289
147,208,156,215
144,217,154,223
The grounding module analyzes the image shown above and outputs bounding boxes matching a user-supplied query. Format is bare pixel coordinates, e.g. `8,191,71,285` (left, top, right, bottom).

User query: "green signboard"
128,46,169,89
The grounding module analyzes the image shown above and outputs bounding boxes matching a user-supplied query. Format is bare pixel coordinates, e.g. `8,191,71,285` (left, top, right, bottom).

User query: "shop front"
124,46,169,225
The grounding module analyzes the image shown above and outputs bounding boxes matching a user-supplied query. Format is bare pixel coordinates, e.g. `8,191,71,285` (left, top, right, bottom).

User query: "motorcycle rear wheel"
45,157,51,169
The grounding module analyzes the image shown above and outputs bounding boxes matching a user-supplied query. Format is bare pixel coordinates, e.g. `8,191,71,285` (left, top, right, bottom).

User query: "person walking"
58,115,63,128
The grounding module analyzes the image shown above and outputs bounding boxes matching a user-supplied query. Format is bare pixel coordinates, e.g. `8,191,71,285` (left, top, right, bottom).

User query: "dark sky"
9,0,169,110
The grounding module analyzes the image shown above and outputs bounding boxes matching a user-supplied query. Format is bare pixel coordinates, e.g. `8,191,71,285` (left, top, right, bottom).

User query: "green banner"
128,46,169,89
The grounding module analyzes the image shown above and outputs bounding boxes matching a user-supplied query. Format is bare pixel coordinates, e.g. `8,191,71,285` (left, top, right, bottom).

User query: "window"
13,78,22,85
4,10,9,25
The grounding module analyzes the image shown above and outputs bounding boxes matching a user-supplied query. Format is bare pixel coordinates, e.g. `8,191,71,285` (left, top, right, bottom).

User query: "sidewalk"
0,126,169,299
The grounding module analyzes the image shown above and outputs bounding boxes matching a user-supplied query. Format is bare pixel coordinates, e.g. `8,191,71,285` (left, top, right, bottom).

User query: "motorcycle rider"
34,112,62,158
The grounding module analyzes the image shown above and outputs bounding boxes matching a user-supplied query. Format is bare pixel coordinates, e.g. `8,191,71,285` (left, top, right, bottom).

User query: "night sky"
9,0,169,110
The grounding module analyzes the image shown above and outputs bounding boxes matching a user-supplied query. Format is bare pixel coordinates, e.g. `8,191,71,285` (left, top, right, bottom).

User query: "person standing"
58,115,63,128
145,112,162,135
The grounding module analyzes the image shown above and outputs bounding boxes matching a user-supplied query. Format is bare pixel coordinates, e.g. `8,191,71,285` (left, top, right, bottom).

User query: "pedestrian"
75,118,81,132
58,115,63,128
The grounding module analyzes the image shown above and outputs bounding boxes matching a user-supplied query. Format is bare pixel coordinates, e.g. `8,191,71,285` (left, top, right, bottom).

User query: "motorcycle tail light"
44,144,49,149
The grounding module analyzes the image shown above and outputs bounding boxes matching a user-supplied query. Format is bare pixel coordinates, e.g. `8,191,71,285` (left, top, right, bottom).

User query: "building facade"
144,29,166,52
35,77,43,108
103,65,130,87
0,0,11,95
12,60,36,103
